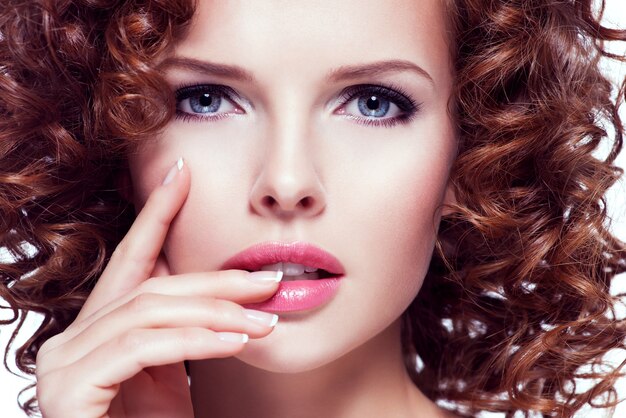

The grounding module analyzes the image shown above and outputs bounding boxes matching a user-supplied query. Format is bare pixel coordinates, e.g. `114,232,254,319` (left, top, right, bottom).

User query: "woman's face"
128,0,455,372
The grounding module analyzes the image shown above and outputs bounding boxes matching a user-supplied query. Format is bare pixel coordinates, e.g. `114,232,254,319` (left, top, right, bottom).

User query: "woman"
1,0,626,416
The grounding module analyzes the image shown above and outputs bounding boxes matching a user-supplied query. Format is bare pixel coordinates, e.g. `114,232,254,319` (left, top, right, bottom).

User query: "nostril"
300,196,313,208
261,195,314,210
262,196,276,207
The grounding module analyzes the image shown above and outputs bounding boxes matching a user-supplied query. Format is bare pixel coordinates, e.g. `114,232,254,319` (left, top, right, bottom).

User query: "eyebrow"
158,57,435,86
157,57,255,82
327,60,434,86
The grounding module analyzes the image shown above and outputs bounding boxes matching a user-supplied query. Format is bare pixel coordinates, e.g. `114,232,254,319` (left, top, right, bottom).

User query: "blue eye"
337,84,421,127
175,84,242,120
357,95,391,117
188,92,222,113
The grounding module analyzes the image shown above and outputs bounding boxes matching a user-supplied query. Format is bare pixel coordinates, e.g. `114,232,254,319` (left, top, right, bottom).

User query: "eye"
335,84,421,128
174,84,243,122
353,95,393,118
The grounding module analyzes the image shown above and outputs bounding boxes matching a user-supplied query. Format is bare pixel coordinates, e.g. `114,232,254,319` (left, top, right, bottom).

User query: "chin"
234,339,347,374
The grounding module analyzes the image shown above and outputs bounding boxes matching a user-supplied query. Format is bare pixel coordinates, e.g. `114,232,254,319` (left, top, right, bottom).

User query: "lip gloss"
243,278,342,313
223,241,346,312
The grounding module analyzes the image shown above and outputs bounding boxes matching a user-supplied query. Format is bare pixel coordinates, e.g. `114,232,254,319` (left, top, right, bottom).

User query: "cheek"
163,132,267,273
163,165,253,273
335,123,454,319
127,122,259,274
128,143,180,207
344,153,449,314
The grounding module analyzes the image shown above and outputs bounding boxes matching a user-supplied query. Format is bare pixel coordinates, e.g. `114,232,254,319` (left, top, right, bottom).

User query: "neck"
189,318,449,418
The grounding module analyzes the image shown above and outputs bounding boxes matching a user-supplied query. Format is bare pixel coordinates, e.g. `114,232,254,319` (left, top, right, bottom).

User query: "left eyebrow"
326,59,435,87
157,57,256,82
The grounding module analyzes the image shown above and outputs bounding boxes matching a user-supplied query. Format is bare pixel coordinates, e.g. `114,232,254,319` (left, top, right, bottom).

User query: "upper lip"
220,241,345,275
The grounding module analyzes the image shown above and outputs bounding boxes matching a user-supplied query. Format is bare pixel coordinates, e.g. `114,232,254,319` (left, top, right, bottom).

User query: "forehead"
174,0,452,88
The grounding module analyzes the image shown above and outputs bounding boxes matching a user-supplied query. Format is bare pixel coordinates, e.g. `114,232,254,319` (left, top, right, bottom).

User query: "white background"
1,2,625,416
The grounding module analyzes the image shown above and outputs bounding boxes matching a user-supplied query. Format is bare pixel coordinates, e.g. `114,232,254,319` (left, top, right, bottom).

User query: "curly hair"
1,0,625,417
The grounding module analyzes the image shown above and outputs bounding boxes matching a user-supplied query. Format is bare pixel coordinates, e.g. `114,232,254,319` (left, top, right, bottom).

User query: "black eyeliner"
174,83,242,102
173,83,244,122
337,83,421,113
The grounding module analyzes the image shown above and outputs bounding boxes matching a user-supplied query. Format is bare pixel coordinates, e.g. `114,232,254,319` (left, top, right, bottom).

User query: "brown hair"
1,0,626,416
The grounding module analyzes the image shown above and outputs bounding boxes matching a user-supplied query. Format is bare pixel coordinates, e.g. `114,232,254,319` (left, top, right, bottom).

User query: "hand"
35,159,282,418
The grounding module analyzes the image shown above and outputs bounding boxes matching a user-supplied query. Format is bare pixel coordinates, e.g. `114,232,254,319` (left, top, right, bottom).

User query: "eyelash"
173,83,422,128
174,84,240,124
337,84,421,128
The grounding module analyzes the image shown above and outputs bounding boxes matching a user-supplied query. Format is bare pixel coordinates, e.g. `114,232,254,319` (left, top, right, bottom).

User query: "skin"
34,0,457,417
128,0,457,417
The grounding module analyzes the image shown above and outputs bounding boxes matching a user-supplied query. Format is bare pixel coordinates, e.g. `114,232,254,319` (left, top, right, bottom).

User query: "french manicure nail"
217,332,249,343
247,270,283,283
244,309,279,327
162,157,184,185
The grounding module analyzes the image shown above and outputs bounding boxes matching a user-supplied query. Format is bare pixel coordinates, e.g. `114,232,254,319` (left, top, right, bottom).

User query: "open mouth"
245,262,340,281
221,241,346,281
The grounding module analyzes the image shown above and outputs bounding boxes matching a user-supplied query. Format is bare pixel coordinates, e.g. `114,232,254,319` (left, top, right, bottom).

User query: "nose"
249,118,326,220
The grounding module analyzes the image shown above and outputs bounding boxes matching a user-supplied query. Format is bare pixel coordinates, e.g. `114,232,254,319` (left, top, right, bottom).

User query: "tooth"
257,262,320,278
283,262,305,276
260,262,283,271
282,272,320,281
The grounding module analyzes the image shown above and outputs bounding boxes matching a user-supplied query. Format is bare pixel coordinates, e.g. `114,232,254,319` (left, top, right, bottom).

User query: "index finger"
77,157,190,321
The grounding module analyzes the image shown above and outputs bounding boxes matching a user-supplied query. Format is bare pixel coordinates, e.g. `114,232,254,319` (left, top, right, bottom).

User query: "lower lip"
243,277,343,313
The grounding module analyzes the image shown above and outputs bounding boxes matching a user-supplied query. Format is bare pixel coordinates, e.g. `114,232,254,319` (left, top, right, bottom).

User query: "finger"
37,328,246,418
144,363,190,395
106,366,194,418
94,328,248,387
71,269,282,335
38,270,281,365
150,253,171,278
139,269,283,302
38,293,278,374
77,158,190,322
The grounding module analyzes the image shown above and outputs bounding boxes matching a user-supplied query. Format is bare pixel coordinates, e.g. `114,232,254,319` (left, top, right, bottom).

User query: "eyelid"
331,83,422,129
174,83,250,112
175,83,240,99
334,83,419,112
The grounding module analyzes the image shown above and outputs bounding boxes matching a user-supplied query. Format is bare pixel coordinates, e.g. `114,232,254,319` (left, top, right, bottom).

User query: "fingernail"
244,309,279,327
217,332,249,343
162,157,184,185
247,270,283,283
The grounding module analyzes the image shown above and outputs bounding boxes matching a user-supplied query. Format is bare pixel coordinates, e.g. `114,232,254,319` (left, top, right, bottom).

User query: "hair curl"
1,0,626,417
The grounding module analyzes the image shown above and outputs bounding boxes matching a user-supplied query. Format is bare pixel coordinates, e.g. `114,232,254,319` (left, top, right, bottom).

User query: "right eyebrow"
326,59,435,87
157,57,256,83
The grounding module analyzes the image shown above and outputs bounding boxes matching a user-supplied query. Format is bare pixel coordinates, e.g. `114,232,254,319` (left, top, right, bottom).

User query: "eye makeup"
334,83,422,128
173,82,422,128
174,83,245,123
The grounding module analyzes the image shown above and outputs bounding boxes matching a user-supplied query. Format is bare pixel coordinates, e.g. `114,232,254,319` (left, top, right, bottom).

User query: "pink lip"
220,241,345,275
242,278,342,313
221,241,345,313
